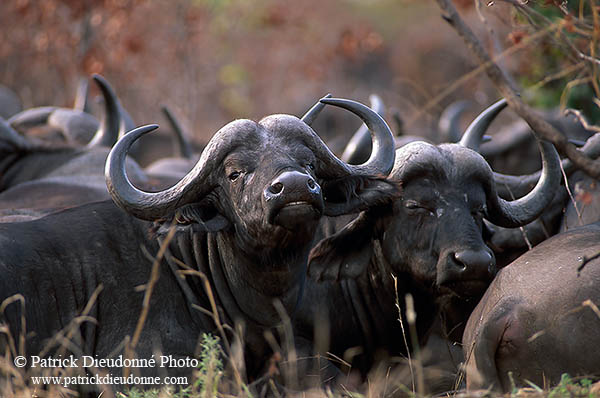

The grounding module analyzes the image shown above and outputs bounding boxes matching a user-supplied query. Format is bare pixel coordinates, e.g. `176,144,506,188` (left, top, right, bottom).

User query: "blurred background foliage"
0,0,598,146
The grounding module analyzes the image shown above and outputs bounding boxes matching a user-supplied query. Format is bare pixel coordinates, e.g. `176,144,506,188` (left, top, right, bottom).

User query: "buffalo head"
308,99,560,300
106,97,399,259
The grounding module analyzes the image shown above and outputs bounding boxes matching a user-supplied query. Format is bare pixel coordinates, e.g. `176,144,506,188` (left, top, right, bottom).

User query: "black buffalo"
0,75,149,218
0,96,397,392
7,75,135,148
463,222,600,392
293,99,561,391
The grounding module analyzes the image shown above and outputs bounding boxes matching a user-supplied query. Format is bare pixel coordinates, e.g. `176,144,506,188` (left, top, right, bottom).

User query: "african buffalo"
0,75,149,217
293,99,561,391
0,75,142,188
8,75,134,148
463,222,600,392
0,96,397,392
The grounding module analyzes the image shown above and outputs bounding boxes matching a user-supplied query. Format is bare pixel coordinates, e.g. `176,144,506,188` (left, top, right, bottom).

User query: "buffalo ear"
308,210,381,281
322,176,400,217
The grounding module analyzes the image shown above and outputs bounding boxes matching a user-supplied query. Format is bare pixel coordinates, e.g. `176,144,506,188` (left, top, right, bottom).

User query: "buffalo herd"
0,75,599,396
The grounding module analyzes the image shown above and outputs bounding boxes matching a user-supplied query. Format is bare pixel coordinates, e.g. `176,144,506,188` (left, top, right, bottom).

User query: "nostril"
454,250,493,271
453,252,468,271
307,179,316,189
268,182,284,195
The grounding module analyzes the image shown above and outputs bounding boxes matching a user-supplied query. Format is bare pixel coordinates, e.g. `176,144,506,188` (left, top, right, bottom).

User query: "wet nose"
453,249,494,273
264,171,321,200
439,248,496,287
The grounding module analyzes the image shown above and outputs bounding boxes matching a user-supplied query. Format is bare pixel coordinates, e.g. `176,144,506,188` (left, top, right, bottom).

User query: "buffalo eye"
306,163,315,171
404,199,434,216
404,200,419,209
228,171,241,181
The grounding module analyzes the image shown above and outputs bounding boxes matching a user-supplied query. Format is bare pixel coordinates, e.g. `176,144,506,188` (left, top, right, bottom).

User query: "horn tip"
143,123,159,132
319,97,343,105
92,74,116,97
92,74,106,84
126,124,159,137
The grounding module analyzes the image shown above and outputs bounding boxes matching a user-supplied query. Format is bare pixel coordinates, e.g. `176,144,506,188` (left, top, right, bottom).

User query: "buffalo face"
309,99,560,303
380,143,497,299
107,98,399,258
212,118,326,250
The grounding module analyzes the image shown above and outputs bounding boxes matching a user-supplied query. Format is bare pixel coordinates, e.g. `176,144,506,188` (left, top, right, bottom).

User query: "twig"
475,0,517,88
0,295,25,358
498,0,596,65
392,274,415,395
582,299,600,319
589,0,600,96
405,293,425,396
560,76,593,109
501,181,533,249
124,219,177,377
435,0,600,179
579,52,600,66
564,108,600,133
405,18,561,128
530,61,586,91
559,155,583,228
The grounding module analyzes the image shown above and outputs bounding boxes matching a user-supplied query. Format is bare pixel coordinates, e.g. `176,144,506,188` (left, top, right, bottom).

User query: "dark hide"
295,142,503,390
0,147,147,192
0,112,397,394
463,222,600,392
0,147,148,220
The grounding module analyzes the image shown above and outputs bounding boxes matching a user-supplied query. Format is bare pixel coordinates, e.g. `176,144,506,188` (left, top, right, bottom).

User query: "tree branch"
434,0,600,179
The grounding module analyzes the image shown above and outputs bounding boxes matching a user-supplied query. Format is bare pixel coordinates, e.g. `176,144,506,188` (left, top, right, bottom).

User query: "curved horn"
311,97,395,177
48,109,99,144
300,93,332,125
341,94,385,164
486,139,560,228
459,98,507,150
438,100,470,143
86,74,121,148
106,124,215,221
0,116,32,150
8,106,57,133
494,131,600,198
73,77,90,112
458,98,561,227
161,105,194,159
109,98,395,221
